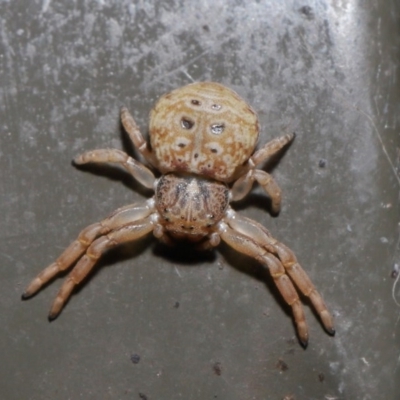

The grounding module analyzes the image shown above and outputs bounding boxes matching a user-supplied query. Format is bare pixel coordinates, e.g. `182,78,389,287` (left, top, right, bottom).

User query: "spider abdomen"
149,82,259,182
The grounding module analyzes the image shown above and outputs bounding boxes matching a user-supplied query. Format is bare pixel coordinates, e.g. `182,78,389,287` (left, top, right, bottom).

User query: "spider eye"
210,123,224,135
181,118,194,129
191,99,201,106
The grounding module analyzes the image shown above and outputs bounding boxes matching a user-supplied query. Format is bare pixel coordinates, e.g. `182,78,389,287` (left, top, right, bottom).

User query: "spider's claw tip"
21,292,30,300
48,313,58,322
327,327,336,336
300,339,308,349
72,156,82,166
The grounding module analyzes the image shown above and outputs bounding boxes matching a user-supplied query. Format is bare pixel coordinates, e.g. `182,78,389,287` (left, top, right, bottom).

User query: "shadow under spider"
31,223,318,345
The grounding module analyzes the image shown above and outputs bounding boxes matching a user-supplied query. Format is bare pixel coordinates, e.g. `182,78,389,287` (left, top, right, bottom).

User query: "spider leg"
22,200,155,299
48,215,155,319
223,209,335,339
217,220,309,346
230,133,295,214
250,132,295,167
193,232,221,251
152,223,174,245
268,241,334,335
120,107,159,168
230,170,282,214
74,149,155,189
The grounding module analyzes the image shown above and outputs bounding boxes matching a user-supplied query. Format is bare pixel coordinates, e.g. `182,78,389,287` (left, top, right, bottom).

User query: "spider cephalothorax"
22,82,334,347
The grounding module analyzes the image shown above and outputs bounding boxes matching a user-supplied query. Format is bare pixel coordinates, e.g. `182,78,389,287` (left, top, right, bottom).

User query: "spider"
22,82,334,346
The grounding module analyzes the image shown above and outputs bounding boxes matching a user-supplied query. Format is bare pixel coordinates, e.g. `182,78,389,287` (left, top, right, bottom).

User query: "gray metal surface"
1,1,399,399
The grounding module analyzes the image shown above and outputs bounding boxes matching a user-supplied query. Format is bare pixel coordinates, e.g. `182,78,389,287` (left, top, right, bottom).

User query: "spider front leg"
22,200,155,305
231,132,295,214
120,107,159,168
74,148,156,189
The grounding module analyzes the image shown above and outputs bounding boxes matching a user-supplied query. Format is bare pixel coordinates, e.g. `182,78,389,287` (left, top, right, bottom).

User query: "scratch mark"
360,357,370,366
41,0,51,13
362,101,400,187
0,252,14,262
174,266,182,278
182,69,195,83
392,265,400,307
142,49,210,90
332,87,400,187
296,30,400,188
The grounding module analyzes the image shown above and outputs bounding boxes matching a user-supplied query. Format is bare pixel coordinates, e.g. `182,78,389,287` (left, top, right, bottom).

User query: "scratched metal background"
1,1,400,399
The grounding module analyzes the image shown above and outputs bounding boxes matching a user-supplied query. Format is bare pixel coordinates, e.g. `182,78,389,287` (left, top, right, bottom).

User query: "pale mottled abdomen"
149,82,259,182
155,174,229,240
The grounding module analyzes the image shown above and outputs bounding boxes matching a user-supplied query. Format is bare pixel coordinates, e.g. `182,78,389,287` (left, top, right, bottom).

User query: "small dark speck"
174,301,180,308
202,24,210,32
276,358,289,372
391,264,399,279
138,393,148,400
299,5,314,19
285,348,295,355
131,353,141,364
286,337,296,346
318,372,325,382
213,362,222,376
318,159,327,168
